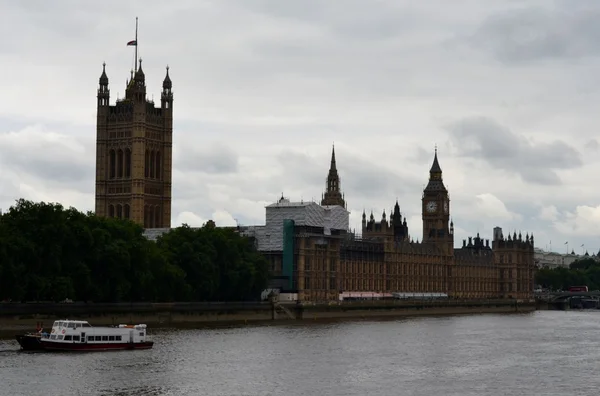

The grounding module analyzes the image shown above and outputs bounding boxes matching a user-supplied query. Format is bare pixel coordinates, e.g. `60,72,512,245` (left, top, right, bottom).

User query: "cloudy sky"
1,0,599,254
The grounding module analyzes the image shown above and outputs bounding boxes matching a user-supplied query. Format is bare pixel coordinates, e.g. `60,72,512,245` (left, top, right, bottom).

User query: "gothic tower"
422,149,453,253
321,145,346,208
94,60,173,228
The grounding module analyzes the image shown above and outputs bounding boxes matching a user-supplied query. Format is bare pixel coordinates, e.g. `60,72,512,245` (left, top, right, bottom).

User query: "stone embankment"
0,299,535,336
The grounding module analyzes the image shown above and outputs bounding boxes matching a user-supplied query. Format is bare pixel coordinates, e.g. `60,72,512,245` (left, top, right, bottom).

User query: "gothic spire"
424,148,447,193
330,144,337,171
430,146,442,174
320,145,346,207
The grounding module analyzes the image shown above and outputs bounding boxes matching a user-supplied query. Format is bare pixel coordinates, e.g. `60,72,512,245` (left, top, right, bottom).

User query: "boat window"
95,336,101,341
75,324,81,328
58,335,64,340
73,335,80,341
139,332,144,336
109,336,115,341
87,336,94,342
65,335,72,341
50,335,57,340
116,336,122,341
68,322,76,329
102,336,108,341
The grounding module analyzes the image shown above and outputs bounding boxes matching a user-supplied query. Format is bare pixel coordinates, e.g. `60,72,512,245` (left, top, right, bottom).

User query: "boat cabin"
48,319,150,344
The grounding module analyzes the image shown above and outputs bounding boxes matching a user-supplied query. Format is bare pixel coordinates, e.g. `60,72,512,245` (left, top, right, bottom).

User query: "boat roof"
54,319,90,324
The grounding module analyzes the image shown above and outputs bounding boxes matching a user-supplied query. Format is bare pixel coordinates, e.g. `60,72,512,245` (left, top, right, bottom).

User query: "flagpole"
135,17,138,72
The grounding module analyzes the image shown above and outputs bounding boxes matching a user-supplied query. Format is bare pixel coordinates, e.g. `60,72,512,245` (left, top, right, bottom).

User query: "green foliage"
0,199,270,302
536,257,600,291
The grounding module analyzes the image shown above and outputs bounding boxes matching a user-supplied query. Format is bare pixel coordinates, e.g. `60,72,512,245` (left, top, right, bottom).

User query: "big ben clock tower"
422,149,453,254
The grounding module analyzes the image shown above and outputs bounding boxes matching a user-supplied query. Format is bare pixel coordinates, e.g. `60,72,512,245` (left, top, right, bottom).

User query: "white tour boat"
38,319,153,351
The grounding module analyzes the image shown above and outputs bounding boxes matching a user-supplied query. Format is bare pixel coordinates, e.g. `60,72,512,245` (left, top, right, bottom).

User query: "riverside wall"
0,299,535,336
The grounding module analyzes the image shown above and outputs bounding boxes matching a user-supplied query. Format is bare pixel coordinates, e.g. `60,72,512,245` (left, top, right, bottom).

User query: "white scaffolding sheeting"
244,201,349,252
143,228,172,241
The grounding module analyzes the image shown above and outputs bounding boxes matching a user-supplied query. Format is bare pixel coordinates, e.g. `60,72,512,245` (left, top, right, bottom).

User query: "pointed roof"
134,58,145,82
330,144,337,172
99,62,108,85
430,147,442,174
424,148,447,193
163,65,172,89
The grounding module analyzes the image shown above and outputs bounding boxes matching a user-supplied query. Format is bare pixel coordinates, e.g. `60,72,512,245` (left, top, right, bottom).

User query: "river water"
0,310,598,396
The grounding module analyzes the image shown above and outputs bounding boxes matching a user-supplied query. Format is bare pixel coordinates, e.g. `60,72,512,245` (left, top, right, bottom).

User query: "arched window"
154,205,161,228
108,204,115,217
150,150,155,179
124,204,130,219
117,149,124,178
116,204,123,219
109,150,116,179
145,150,150,178
144,205,154,228
155,151,161,180
125,149,131,178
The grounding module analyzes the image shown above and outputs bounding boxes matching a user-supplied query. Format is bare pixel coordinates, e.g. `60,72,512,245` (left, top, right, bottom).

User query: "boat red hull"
39,341,154,352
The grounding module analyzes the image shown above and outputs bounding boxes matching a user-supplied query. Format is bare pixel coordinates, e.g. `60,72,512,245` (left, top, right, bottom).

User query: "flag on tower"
127,40,137,46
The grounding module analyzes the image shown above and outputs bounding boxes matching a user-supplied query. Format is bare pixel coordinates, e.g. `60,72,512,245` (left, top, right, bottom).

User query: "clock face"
426,201,438,213
443,201,448,213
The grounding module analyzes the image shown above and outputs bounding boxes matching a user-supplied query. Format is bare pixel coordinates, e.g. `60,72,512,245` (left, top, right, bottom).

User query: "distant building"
534,248,597,269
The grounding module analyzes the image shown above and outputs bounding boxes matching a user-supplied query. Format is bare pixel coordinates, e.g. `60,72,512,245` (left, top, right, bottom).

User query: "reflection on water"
0,311,598,396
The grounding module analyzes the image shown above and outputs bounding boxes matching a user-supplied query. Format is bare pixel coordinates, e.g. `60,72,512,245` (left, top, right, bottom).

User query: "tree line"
535,257,600,291
0,199,270,303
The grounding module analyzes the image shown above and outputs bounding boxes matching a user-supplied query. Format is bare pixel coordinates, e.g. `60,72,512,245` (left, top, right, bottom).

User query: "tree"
0,199,270,302
570,258,599,271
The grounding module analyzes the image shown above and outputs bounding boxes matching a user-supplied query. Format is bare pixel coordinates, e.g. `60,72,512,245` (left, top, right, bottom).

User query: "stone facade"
94,61,173,228
260,149,535,301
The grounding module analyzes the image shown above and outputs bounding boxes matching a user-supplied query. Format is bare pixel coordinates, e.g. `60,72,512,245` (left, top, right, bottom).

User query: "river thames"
0,310,597,395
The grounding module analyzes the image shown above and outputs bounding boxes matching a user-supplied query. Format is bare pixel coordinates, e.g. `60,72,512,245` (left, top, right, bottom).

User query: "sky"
0,0,599,254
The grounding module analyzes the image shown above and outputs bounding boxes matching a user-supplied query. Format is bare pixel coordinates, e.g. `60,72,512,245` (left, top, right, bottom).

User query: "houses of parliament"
94,59,535,302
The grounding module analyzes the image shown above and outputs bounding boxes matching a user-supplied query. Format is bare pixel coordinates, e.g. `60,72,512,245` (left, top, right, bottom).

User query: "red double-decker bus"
568,286,588,292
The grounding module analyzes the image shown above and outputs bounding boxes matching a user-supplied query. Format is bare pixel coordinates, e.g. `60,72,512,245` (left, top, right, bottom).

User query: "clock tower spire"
422,148,453,253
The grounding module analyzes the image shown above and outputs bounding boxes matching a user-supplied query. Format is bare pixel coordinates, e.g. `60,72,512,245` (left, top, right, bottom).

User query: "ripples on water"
0,311,598,396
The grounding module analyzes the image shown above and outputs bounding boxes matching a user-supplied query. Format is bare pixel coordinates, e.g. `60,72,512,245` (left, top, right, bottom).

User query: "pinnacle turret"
163,65,172,89
99,62,108,85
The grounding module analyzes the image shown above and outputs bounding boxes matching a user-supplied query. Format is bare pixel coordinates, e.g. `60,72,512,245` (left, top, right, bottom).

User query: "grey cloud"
585,139,599,152
0,135,93,184
470,5,600,63
276,149,422,204
177,143,239,175
410,147,433,166
447,116,582,185
242,0,419,40
2,1,600,253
